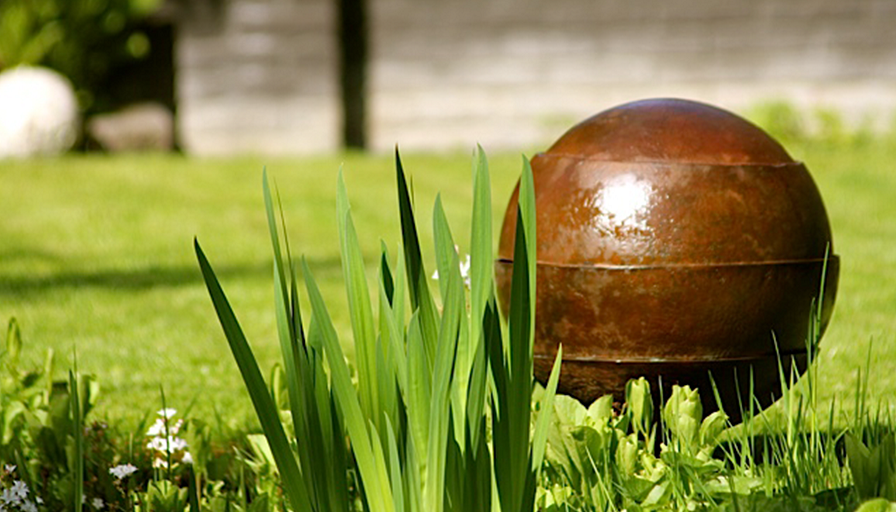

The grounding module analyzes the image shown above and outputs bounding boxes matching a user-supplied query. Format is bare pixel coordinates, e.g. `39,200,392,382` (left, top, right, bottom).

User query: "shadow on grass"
0,257,343,296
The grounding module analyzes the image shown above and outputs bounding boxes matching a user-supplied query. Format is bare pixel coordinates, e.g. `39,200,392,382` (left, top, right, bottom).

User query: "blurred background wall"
114,0,896,154
175,0,896,154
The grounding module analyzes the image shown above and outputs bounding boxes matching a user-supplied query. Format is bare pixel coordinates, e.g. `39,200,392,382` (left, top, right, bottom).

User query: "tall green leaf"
395,149,439,361
195,240,314,512
379,252,409,400
492,157,539,512
337,171,380,430
432,197,471,444
302,258,395,512
264,174,319,502
468,145,492,357
424,246,463,512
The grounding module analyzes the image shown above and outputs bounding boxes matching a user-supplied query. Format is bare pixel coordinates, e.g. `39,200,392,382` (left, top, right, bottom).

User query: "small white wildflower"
181,451,193,465
157,408,177,419
430,246,473,289
2,465,14,474
169,437,188,452
148,437,165,451
459,254,472,288
147,435,189,453
145,419,166,437
147,415,183,438
152,458,168,469
109,463,137,480
92,497,104,510
22,500,38,512
35,496,43,504
10,481,28,501
1,488,17,505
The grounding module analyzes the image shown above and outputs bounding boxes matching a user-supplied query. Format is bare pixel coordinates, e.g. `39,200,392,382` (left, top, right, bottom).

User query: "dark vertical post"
338,0,368,149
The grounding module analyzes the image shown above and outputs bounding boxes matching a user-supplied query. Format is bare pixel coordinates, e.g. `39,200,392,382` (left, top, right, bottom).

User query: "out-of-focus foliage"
0,0,161,112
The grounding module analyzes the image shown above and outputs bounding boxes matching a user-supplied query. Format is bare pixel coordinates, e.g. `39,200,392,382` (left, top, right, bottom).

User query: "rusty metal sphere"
496,98,839,416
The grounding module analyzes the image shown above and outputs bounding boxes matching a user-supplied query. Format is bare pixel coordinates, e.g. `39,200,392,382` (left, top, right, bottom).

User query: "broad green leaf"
195,240,313,512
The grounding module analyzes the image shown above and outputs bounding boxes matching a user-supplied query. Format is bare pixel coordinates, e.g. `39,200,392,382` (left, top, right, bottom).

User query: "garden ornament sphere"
495,98,838,416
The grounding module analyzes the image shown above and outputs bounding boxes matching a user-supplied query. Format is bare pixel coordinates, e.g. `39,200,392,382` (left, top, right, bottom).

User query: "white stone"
0,66,80,158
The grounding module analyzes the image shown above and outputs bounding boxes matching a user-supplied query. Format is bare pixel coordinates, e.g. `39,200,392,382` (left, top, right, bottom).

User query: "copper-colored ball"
496,98,838,415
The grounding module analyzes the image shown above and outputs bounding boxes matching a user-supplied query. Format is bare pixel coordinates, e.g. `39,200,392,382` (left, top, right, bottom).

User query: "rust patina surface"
496,98,839,416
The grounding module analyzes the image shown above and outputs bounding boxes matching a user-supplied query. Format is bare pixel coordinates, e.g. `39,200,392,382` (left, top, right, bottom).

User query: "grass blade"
531,346,563,472
337,170,381,430
195,239,313,512
395,149,440,361
70,367,84,512
469,145,492,350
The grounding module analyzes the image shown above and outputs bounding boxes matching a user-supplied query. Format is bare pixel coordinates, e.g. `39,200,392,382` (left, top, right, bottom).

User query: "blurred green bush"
0,0,161,113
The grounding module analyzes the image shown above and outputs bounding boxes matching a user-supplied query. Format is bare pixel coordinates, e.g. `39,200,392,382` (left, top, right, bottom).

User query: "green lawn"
1,139,894,431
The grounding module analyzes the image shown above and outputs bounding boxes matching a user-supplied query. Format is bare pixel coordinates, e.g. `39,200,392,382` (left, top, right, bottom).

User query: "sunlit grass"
0,151,522,429
1,136,894,430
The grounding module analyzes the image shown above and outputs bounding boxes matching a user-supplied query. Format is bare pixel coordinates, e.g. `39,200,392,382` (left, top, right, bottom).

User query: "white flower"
459,254,472,288
22,500,38,512
92,497,104,510
157,408,177,419
146,418,183,437
146,435,189,453
431,247,473,290
109,463,138,480
181,451,193,465
2,465,14,474
1,488,17,505
146,419,166,437
10,481,28,501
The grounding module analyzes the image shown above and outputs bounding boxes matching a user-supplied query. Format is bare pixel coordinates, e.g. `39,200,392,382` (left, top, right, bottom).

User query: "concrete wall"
176,0,338,154
175,0,896,155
